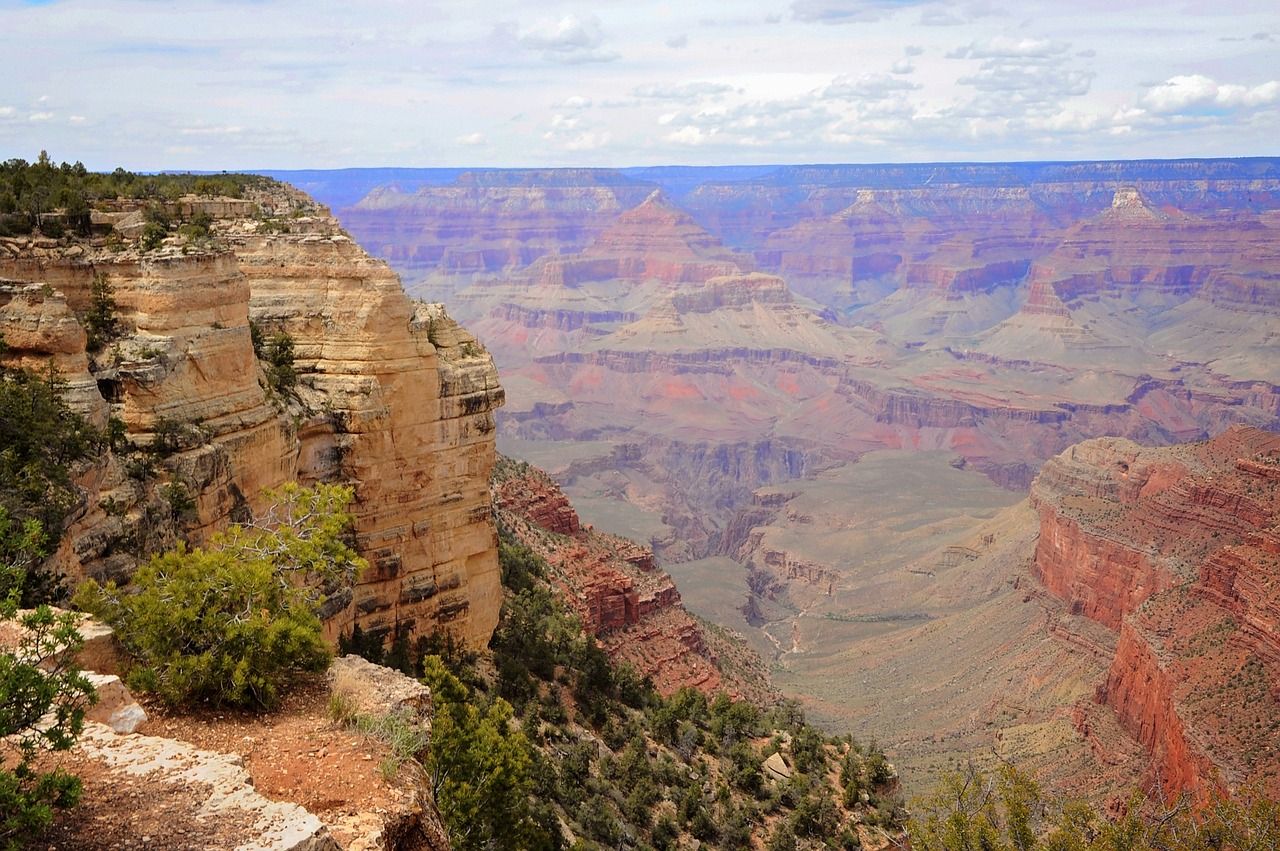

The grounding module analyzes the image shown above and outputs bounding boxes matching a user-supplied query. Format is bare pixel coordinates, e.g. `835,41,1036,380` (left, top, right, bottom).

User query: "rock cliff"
491,458,775,702
1031,426,1280,797
0,185,504,648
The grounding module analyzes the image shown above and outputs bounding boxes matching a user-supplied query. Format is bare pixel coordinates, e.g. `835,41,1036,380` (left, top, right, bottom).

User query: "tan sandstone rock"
0,189,505,649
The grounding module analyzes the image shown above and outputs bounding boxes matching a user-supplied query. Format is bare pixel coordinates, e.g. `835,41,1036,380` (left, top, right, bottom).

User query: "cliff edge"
1031,425,1280,798
0,183,504,647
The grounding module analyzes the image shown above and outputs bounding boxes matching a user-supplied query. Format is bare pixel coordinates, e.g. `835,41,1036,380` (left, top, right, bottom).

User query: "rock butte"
0,184,504,648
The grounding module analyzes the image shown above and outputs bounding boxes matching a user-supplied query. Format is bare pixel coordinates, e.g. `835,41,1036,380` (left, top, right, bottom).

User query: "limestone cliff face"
0,188,504,648
1031,426,1280,797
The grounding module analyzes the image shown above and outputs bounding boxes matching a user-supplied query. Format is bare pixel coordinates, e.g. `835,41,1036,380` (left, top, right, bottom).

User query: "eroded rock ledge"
0,187,504,648
1030,425,1280,798
492,458,777,703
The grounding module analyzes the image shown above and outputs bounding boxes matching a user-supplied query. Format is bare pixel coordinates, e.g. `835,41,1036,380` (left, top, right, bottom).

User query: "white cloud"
921,9,966,26
633,81,738,102
518,14,619,64
823,73,921,100
666,125,712,145
666,34,688,49
455,132,488,146
1141,74,1280,114
563,131,611,151
178,124,243,136
0,107,15,118
890,59,915,75
29,112,53,122
946,34,1093,125
948,36,1069,61
557,96,592,109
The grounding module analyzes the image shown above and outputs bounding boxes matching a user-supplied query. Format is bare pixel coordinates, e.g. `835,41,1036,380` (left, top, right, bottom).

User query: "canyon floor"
502,436,1118,794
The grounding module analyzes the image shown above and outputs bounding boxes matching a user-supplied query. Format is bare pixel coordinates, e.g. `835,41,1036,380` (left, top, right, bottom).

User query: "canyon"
4,158,1277,827
295,160,1280,555
280,159,1280,798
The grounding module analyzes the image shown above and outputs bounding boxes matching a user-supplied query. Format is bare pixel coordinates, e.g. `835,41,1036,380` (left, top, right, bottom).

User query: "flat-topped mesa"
669,273,793,313
0,187,506,649
1106,185,1170,221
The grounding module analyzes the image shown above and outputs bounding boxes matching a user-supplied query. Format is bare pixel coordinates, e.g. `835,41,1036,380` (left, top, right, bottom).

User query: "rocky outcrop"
1031,426,1280,797
492,458,773,698
0,187,505,649
229,220,506,646
493,461,681,638
77,721,343,851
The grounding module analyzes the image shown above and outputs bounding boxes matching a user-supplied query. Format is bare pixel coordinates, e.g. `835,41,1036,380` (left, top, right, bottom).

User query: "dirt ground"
23,672,409,851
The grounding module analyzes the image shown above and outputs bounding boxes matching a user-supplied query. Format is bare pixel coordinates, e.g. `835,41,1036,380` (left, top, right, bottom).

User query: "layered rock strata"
492,459,775,701
1031,426,1280,797
0,188,504,647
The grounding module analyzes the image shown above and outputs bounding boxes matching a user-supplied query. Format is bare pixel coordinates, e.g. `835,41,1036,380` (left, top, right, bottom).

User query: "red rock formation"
492,459,773,699
1095,623,1218,797
1031,426,1280,797
527,190,751,288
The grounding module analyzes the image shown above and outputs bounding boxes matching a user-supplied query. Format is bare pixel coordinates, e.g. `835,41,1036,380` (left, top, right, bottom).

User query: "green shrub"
179,211,213,241
421,655,552,850
82,272,119,353
140,221,167,251
250,322,298,397
76,483,365,708
0,594,96,850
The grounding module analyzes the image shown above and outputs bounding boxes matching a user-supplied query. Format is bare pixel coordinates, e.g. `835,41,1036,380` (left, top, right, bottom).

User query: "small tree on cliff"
0,361,99,605
77,483,366,708
0,515,96,849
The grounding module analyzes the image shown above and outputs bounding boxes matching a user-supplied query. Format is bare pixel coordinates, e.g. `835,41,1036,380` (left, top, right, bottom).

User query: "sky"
1,0,1278,171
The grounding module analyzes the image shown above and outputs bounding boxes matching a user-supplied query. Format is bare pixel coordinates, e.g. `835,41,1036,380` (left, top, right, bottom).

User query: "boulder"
327,654,432,720
83,672,147,734
763,751,793,782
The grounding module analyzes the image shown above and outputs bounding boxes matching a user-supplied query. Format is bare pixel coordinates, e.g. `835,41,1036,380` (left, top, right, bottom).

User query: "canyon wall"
0,185,504,647
1031,426,1280,797
490,458,775,703
319,163,1280,569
